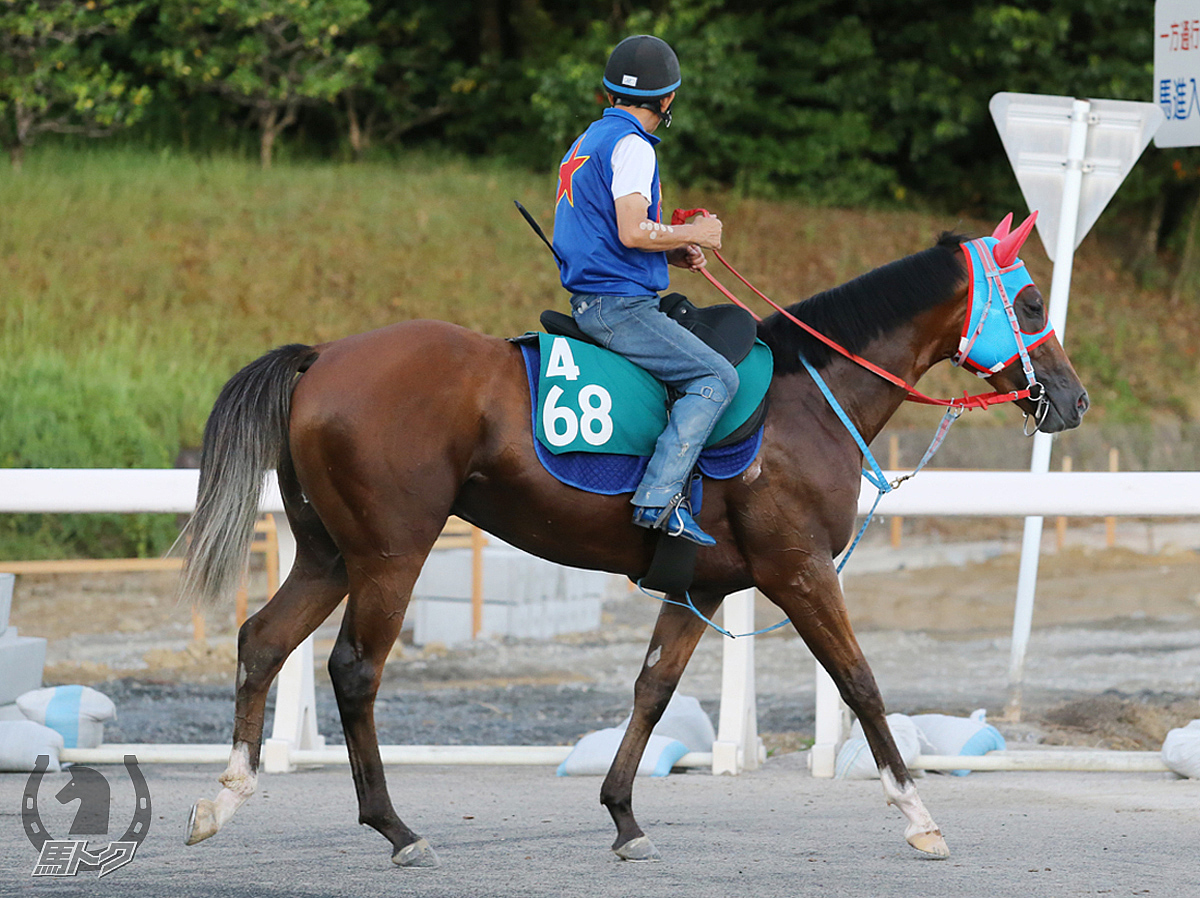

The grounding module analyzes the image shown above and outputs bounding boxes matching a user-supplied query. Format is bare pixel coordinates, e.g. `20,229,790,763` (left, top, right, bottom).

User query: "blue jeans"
570,293,740,508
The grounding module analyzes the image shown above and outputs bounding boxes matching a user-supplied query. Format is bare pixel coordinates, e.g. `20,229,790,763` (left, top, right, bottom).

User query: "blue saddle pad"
519,341,764,495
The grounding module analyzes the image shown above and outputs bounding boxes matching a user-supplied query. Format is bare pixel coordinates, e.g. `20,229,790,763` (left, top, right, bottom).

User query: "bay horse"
181,216,1087,865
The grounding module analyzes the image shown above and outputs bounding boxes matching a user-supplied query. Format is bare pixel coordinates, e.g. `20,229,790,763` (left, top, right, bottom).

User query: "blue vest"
552,108,668,296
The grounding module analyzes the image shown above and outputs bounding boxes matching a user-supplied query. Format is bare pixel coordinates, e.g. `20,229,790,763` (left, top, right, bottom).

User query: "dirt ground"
6,530,1200,753
10,542,1200,669
844,544,1200,634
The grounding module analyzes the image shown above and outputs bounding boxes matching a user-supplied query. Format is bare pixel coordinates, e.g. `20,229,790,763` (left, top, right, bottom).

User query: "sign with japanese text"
1155,0,1200,146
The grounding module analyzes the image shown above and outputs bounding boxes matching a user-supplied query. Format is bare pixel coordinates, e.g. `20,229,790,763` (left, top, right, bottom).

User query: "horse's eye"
1014,286,1046,332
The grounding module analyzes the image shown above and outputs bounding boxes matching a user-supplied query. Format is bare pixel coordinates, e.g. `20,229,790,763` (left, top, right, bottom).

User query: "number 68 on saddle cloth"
533,332,773,457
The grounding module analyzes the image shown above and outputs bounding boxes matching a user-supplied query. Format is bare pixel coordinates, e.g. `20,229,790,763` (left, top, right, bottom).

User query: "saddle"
535,295,765,594
539,294,767,451
539,293,758,367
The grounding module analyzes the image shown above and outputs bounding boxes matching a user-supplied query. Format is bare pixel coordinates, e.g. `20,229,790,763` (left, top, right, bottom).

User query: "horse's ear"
991,213,1013,240
992,211,1038,268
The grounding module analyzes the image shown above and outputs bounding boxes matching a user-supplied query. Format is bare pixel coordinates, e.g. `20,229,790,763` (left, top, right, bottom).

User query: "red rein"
670,208,1033,412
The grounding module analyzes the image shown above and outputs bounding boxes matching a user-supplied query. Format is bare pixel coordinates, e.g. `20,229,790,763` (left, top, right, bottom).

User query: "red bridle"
671,208,1040,413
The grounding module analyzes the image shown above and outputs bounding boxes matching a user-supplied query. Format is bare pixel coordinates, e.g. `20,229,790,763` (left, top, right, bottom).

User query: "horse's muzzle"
1076,389,1091,417
1039,386,1089,433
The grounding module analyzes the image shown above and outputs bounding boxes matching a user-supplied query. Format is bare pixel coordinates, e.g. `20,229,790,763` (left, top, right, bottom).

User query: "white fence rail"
2,468,1198,776
865,471,1200,516
0,468,277,514
3,468,1195,517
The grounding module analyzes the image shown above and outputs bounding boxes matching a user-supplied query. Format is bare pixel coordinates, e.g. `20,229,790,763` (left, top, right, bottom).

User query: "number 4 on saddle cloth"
515,294,773,497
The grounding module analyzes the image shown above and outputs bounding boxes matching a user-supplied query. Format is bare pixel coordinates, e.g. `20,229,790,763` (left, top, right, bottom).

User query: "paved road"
2,753,1198,897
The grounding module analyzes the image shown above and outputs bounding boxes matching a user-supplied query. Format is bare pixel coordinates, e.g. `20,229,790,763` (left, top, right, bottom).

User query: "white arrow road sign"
990,93,1163,262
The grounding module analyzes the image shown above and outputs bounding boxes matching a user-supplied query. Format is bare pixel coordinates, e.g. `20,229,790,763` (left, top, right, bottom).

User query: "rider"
552,34,736,548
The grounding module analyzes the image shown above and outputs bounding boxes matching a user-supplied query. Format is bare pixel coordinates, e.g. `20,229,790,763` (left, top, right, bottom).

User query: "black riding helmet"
602,35,681,127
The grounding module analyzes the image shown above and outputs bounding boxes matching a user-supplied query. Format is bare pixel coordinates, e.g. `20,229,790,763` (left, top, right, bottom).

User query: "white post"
810,663,843,778
810,572,848,778
1007,98,1089,716
262,512,325,773
712,588,763,774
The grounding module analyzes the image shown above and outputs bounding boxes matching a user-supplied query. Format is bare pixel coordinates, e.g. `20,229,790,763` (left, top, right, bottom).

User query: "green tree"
338,0,589,162
156,0,377,168
336,4,462,159
0,0,150,170
532,1,899,204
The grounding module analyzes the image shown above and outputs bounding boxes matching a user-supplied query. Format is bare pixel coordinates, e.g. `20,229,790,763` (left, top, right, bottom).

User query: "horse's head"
954,213,1089,433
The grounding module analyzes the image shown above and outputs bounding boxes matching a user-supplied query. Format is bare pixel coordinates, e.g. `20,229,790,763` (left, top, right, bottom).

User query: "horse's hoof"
907,829,950,859
392,838,439,868
613,835,661,862
184,799,218,846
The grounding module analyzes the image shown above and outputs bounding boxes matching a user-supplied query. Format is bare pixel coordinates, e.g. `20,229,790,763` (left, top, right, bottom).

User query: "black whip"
513,200,564,268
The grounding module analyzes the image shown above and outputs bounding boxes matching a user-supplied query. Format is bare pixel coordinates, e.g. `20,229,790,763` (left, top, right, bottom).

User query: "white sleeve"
610,134,656,203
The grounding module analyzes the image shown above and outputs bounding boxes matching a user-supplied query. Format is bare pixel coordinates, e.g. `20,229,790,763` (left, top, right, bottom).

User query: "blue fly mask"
955,237,1053,375
951,212,1054,432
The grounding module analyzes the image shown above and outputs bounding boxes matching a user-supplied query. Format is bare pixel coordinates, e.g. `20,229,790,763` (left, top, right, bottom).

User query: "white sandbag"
17,685,116,749
835,713,924,780
911,709,1006,776
0,720,64,772
1162,719,1200,779
557,692,712,776
616,693,715,752
556,729,689,777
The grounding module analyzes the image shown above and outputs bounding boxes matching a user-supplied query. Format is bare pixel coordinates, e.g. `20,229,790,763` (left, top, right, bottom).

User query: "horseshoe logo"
118,754,153,843
23,754,153,854
22,754,52,851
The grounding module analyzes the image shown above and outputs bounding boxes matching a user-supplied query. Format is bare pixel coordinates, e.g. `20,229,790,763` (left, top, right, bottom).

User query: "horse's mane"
756,232,969,372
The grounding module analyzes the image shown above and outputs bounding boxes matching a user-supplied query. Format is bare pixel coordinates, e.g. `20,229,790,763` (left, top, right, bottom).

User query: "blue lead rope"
798,355,891,572
636,353,962,639
635,581,793,638
799,354,963,572
636,357,892,638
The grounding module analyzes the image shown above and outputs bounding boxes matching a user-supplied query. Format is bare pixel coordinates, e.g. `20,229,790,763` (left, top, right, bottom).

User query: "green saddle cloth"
534,332,773,456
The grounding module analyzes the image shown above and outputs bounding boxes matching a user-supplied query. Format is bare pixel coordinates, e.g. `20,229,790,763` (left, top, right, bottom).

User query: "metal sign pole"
1005,99,1091,718
990,91,1162,720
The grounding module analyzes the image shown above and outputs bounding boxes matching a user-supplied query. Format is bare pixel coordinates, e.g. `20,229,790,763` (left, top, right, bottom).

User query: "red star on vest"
556,140,590,208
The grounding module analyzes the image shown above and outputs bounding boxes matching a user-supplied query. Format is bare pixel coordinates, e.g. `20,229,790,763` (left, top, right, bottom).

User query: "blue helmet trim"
602,76,681,98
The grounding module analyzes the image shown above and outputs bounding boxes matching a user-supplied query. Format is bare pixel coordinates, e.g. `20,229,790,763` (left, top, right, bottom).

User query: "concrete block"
411,541,608,646
0,573,47,705
0,635,47,705
0,572,12,630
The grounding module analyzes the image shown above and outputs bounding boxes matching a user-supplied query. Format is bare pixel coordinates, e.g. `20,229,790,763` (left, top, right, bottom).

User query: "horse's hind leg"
758,562,950,859
185,518,348,845
600,591,716,860
329,557,436,867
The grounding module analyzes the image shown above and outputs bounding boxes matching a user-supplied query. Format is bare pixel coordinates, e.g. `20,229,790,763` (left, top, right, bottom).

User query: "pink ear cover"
991,213,1013,240
992,211,1038,268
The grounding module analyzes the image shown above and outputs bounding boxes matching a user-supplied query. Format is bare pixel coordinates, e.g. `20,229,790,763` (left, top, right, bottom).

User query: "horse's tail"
178,343,319,607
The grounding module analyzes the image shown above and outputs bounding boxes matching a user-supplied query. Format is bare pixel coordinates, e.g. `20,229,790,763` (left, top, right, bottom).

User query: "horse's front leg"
601,591,716,861
758,561,950,859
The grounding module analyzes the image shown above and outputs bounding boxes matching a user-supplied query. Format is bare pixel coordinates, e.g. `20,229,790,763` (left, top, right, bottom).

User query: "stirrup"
632,496,715,547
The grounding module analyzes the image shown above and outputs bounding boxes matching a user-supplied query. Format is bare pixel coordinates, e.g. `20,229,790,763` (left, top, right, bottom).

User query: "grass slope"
1,148,1194,555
